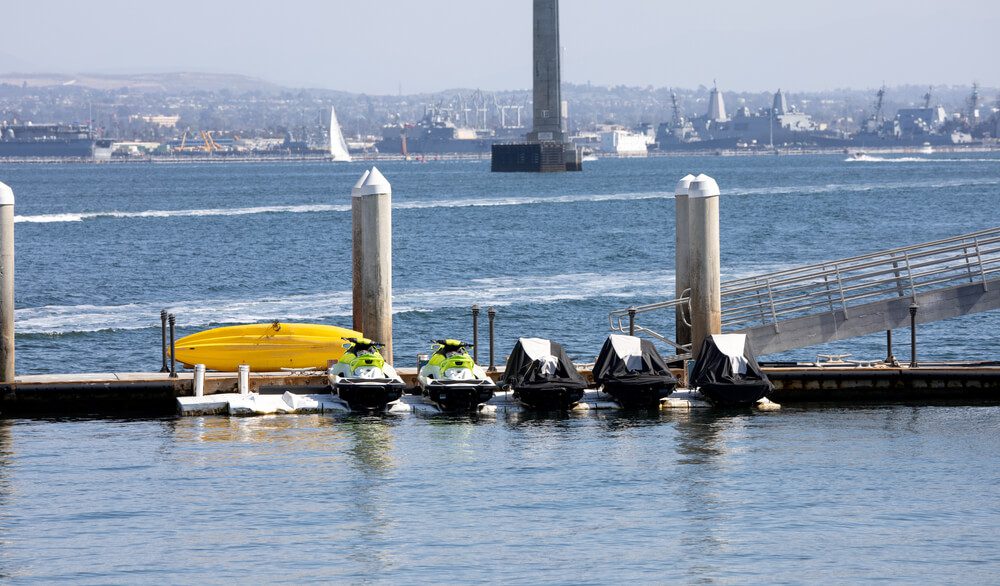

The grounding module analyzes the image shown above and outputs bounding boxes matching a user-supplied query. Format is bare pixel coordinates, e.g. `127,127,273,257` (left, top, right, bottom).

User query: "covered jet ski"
690,333,773,406
418,339,497,411
328,338,406,412
593,334,678,408
500,337,587,410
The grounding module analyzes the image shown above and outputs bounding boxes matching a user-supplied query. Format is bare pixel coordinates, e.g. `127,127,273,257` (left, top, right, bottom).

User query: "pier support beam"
688,174,721,360
351,167,394,364
0,182,14,382
674,174,695,353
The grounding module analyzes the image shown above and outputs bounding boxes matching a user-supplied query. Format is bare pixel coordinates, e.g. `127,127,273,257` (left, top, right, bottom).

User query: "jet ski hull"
512,386,585,410
602,379,676,409
697,382,771,406
333,379,406,412
423,380,496,411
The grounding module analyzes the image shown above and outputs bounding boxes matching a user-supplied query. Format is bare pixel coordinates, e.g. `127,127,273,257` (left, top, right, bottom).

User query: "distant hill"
0,71,282,93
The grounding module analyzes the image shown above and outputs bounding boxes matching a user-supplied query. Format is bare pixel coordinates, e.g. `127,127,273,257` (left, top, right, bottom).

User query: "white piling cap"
351,169,371,196
355,166,391,197
0,181,13,206
688,174,720,198
675,174,696,196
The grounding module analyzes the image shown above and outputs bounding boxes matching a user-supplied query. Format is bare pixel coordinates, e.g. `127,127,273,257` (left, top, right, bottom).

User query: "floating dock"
2,363,998,416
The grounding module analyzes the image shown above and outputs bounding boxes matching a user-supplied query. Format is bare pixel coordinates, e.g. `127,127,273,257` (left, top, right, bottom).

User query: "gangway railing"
610,227,1000,358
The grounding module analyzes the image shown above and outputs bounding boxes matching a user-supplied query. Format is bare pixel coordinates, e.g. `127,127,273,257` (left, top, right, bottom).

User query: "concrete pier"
528,0,564,144
352,167,394,363
687,174,721,359
491,0,581,172
0,182,13,383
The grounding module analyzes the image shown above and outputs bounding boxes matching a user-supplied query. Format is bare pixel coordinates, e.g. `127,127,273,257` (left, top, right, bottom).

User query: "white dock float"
387,394,443,415
178,391,350,416
660,389,781,410
571,389,621,411
478,389,622,415
478,390,525,415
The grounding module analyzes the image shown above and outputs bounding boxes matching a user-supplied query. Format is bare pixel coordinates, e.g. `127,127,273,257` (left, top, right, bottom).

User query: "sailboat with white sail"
329,106,352,162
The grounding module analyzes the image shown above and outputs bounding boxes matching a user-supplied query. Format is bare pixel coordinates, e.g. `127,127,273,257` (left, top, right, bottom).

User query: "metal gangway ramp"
610,227,1000,358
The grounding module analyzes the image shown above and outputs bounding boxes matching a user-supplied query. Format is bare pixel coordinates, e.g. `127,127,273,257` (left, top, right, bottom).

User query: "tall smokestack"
529,0,563,143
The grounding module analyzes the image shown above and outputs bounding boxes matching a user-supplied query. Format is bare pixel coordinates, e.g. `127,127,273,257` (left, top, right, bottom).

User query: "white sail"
329,106,352,162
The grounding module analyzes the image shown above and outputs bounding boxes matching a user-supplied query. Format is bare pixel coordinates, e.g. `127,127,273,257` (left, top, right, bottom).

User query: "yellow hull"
171,322,362,372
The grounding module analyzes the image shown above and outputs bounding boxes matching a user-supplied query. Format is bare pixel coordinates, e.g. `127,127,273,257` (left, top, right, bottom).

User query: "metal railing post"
160,309,169,373
168,313,178,378
471,304,480,363
909,303,918,368
885,330,896,365
627,307,636,336
973,237,989,291
487,306,496,372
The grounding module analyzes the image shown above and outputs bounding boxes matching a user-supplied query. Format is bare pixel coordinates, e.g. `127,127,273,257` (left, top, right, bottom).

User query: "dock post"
472,304,480,363
0,182,14,382
628,307,636,336
909,303,919,368
193,364,205,397
687,174,721,360
160,309,169,373
352,167,394,364
350,169,370,334
168,313,178,378
238,364,250,394
674,174,695,353
487,306,496,372
885,330,896,365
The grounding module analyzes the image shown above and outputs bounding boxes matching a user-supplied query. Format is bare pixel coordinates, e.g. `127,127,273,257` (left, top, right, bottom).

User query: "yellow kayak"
170,322,362,372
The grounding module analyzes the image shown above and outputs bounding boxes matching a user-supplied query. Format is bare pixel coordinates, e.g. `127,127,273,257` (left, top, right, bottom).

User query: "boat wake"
14,203,351,224
16,175,999,225
16,265,792,335
846,155,1000,163
14,192,672,224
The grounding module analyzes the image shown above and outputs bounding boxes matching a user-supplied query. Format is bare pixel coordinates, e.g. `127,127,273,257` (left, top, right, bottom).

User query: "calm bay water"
1,153,999,582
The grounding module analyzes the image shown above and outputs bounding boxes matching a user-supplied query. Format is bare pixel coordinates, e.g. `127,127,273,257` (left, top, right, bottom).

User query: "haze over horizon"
3,0,998,94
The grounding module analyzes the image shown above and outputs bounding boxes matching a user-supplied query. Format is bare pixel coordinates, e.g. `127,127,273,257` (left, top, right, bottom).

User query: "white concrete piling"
0,182,13,382
193,364,205,397
352,167,394,364
674,174,695,351
238,364,250,395
687,174,722,360
350,169,369,334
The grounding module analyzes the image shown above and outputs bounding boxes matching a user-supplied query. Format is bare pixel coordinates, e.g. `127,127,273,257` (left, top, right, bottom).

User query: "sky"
3,0,998,94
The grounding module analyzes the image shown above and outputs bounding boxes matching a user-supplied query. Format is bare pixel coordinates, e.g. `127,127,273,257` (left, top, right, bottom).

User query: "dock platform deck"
2,362,999,415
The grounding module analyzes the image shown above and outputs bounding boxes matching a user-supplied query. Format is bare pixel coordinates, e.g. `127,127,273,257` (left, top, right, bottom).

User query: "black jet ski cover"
593,334,678,388
501,337,587,391
690,334,773,403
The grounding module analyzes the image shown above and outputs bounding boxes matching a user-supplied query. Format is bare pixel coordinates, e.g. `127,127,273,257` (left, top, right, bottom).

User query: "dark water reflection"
0,406,998,583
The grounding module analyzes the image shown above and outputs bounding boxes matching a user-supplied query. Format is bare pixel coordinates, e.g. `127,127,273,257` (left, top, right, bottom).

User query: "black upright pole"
472,304,480,363
909,303,919,368
885,330,896,365
168,313,178,378
160,309,169,373
487,306,496,372
628,307,636,336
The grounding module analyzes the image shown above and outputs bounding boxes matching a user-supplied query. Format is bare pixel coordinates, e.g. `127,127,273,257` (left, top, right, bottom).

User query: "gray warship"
0,123,97,158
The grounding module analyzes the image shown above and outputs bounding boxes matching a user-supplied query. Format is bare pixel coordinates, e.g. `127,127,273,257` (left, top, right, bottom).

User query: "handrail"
611,226,1000,349
722,227,1000,290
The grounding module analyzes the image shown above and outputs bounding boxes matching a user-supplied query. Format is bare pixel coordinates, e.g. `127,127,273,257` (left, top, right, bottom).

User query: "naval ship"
0,123,97,158
377,106,496,155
